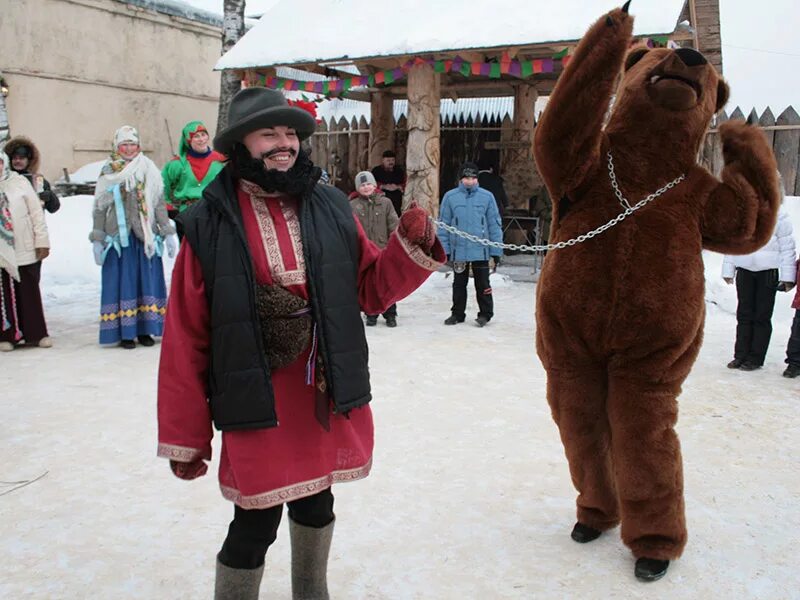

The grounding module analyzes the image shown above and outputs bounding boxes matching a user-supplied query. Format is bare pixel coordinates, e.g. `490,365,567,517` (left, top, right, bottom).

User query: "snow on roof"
123,0,222,27
217,0,685,70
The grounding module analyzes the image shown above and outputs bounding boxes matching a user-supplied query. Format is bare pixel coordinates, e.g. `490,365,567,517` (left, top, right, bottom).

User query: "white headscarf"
94,126,163,258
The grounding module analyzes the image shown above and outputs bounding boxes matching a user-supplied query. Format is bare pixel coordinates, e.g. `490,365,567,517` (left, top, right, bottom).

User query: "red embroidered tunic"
157,182,444,508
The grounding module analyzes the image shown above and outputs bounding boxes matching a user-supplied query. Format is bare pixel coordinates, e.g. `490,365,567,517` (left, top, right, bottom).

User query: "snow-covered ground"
1,196,798,599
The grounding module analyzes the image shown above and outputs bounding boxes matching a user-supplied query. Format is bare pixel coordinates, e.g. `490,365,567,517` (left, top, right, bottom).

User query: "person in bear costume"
533,2,781,582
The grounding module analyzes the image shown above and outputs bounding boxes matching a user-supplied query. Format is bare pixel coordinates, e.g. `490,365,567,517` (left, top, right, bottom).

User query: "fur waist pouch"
255,284,312,370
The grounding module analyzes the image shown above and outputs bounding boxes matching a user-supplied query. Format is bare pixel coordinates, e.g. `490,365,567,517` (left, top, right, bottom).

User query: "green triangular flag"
384,70,395,84
460,62,471,76
489,63,501,78
434,61,445,73
344,78,352,90
520,61,533,77
553,47,569,59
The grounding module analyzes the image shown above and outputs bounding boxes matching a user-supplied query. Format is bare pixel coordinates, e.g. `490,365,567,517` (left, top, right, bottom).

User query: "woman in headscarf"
89,126,177,349
0,151,51,351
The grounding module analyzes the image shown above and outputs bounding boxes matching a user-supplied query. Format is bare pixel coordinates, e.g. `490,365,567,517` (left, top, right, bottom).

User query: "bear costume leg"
547,368,620,532
607,374,687,560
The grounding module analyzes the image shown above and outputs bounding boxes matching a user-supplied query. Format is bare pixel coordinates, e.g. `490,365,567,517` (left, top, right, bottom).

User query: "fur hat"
354,171,377,187
114,125,140,148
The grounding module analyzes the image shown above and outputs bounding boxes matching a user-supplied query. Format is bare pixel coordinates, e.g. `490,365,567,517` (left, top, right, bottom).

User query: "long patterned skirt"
99,235,166,344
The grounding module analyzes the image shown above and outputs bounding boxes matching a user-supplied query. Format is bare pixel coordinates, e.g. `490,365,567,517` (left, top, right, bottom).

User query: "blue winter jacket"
438,183,503,262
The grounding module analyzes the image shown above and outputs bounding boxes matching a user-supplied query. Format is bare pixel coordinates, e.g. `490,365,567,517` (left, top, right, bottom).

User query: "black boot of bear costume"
570,522,602,543
635,558,669,581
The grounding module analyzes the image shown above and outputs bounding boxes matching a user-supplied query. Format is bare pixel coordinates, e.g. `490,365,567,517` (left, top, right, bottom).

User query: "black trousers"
366,303,397,319
451,260,493,320
786,309,800,367
734,268,778,366
217,488,335,569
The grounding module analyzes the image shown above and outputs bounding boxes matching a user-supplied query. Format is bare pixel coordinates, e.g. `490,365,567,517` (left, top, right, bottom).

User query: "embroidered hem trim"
157,443,206,462
396,234,441,271
220,457,372,509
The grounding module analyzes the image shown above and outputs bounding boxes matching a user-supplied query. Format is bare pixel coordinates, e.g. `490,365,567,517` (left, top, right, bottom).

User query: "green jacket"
162,121,225,212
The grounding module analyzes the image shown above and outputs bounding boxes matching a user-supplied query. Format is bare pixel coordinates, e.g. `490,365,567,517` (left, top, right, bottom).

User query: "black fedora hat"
213,88,317,154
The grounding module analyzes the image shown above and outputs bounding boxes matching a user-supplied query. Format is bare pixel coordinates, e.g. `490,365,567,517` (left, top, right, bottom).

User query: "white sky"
183,0,799,114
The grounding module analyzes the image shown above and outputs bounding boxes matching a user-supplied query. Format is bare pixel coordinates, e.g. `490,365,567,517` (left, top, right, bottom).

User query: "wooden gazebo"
217,0,718,215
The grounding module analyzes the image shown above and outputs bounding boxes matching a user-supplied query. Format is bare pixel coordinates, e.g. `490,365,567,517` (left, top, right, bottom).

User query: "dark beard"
228,143,321,196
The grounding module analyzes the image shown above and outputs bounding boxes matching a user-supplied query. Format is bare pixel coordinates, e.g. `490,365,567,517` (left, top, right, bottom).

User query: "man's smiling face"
242,126,300,172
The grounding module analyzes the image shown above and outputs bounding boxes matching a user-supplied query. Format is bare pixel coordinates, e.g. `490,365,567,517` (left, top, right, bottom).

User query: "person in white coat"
0,151,51,351
722,181,797,370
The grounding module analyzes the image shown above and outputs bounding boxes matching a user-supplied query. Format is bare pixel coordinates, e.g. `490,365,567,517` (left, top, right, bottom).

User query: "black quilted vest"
179,167,371,431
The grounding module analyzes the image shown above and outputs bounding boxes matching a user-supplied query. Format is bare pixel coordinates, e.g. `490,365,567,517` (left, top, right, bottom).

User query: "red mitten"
398,202,435,252
170,459,208,480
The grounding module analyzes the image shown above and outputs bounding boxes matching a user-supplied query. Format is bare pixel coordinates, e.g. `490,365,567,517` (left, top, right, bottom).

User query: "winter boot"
475,316,489,327
36,337,53,348
726,358,743,369
739,361,761,371
444,315,464,325
0,341,14,352
290,517,334,600
120,339,136,349
385,316,397,328
783,364,800,378
214,558,264,600
570,522,602,543
634,558,669,582
365,315,378,326
137,335,155,347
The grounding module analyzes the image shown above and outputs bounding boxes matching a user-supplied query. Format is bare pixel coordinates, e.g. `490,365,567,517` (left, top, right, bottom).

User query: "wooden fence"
312,105,800,198
701,106,800,196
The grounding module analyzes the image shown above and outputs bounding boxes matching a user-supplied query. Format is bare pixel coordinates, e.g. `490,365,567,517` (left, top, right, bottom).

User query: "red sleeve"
355,216,446,315
157,242,213,463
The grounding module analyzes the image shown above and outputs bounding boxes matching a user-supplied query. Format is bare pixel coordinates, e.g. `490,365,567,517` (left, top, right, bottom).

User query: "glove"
92,241,105,266
492,255,502,268
170,459,208,480
38,190,60,213
723,277,734,285
166,234,179,258
35,247,50,261
777,281,796,292
397,202,435,252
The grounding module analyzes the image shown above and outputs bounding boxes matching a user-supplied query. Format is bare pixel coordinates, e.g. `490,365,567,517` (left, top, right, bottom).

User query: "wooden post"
356,116,369,172
404,62,441,216
690,0,723,74
347,117,359,185
774,106,800,195
369,92,394,170
502,84,538,209
336,117,351,192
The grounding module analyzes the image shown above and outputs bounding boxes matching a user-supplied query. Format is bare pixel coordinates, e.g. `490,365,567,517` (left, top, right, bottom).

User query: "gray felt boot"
290,518,335,600
214,558,264,600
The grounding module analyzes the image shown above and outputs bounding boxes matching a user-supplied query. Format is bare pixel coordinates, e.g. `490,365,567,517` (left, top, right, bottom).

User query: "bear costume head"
606,44,729,161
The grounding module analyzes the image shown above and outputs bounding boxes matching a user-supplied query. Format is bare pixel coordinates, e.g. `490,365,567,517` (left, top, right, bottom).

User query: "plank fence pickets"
774,106,800,195
699,106,799,193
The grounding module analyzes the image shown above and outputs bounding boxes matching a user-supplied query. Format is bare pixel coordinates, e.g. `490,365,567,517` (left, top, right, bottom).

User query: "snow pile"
59,160,105,185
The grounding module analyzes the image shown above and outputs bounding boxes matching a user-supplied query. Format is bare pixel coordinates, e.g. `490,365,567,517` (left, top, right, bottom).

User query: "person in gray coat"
350,171,400,326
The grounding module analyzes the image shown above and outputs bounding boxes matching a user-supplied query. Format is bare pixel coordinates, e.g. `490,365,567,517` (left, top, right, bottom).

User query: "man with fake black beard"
156,88,445,600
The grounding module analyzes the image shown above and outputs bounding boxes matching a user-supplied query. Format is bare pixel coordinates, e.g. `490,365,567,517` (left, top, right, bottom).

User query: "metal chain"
431,152,686,253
